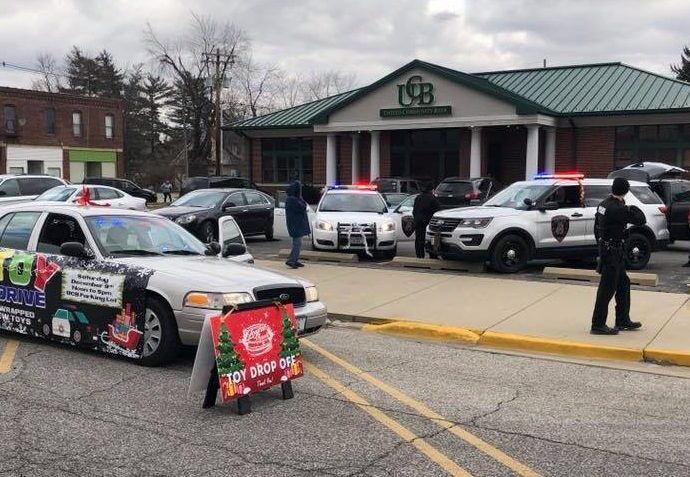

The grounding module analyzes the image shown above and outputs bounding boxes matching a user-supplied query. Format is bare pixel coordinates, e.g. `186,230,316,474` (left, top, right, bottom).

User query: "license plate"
350,236,364,245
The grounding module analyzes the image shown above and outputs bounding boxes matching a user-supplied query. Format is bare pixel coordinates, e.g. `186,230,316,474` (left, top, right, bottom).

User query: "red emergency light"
534,172,585,180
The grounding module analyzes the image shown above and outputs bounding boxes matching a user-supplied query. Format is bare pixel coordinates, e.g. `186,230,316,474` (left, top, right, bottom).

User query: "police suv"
312,186,398,258
426,174,669,273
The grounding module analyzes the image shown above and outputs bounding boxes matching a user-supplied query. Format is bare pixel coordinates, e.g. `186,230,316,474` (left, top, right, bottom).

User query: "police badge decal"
551,215,570,242
401,216,415,237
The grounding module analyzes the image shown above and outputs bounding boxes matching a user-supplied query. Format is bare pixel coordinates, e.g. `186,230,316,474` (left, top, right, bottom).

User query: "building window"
27,161,44,175
614,124,690,169
44,108,56,135
3,105,16,134
47,167,61,177
72,111,83,137
86,162,102,178
105,114,114,139
261,138,313,184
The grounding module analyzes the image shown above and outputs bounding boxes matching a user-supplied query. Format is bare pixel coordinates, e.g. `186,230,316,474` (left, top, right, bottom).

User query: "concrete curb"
362,321,481,343
333,314,690,367
278,249,358,263
543,267,658,287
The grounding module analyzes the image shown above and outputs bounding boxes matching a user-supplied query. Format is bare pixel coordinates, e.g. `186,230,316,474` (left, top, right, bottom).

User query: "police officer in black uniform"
412,184,440,258
591,177,647,335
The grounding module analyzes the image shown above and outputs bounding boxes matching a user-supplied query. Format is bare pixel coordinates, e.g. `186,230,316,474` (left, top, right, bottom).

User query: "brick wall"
250,138,262,182
313,136,327,185
360,133,371,181
483,127,527,184
0,87,123,149
555,126,615,177
380,131,391,178
338,135,352,184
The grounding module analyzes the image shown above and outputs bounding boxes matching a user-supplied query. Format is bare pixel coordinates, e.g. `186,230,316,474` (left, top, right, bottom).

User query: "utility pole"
203,48,235,176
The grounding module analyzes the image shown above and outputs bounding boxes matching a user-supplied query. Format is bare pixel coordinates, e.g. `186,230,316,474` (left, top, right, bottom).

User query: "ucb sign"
397,75,434,106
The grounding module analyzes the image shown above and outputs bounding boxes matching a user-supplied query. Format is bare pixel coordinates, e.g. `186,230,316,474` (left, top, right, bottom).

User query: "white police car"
312,186,398,258
427,174,669,273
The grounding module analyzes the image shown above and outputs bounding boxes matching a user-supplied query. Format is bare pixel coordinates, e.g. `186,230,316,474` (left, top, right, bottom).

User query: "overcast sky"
2,0,690,90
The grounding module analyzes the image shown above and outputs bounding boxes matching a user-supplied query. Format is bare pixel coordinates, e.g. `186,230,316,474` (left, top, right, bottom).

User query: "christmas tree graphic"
216,322,245,376
279,308,301,358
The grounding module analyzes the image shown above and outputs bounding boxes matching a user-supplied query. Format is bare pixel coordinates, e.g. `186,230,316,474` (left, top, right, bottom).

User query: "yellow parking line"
303,339,542,477
0,339,19,374
305,361,473,477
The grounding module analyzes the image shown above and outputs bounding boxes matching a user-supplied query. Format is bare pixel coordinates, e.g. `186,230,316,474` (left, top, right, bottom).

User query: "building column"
326,133,337,185
545,127,556,174
351,133,360,184
525,125,540,180
469,127,482,177
370,131,380,181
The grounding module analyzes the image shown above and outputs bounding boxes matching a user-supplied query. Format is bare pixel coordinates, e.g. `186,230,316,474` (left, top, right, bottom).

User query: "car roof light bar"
533,173,585,180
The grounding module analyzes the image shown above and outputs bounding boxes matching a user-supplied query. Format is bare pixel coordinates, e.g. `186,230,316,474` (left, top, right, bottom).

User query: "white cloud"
1,0,690,90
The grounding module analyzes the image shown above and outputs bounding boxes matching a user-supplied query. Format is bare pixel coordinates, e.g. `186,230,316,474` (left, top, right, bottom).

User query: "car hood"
112,256,310,292
434,206,519,219
315,211,392,225
153,206,211,218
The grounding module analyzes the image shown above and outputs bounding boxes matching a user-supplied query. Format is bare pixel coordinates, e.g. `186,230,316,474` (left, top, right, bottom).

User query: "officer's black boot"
590,325,619,335
615,321,642,331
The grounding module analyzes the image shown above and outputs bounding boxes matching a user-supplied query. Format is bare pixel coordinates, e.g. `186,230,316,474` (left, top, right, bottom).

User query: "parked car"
609,162,690,243
83,177,157,203
0,203,326,365
434,177,501,209
428,175,669,272
0,175,68,204
371,177,426,194
180,176,260,196
312,185,397,258
154,188,275,242
35,185,147,210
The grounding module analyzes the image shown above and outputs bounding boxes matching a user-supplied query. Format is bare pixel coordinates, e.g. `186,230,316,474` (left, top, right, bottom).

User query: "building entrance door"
390,129,459,185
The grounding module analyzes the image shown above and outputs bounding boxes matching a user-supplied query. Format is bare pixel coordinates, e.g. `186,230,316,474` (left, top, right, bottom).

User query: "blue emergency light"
533,173,585,180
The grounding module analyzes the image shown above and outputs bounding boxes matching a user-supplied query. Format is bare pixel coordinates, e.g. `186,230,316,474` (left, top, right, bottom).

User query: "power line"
1,60,68,79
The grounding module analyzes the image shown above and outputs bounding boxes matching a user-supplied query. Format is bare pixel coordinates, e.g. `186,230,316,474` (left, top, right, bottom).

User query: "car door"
0,211,43,251
582,185,611,244
221,191,250,233
535,185,588,249
667,182,690,240
244,191,273,234
391,194,417,242
217,216,253,262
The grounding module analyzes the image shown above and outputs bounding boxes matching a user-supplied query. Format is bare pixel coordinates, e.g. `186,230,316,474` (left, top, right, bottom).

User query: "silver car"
0,203,327,365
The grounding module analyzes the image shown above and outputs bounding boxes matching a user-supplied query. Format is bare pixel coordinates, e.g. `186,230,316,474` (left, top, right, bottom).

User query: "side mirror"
540,201,560,211
0,191,6,197
205,241,221,256
60,242,92,259
523,198,534,208
222,243,247,257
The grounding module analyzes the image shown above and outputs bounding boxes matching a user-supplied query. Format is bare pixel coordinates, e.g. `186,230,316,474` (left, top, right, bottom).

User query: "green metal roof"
475,62,690,115
229,89,362,129
229,60,690,129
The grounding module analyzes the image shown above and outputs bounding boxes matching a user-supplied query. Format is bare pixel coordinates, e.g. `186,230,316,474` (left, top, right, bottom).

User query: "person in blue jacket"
285,180,310,269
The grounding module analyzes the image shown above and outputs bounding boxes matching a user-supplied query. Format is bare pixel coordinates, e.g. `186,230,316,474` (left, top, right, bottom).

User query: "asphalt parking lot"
246,237,690,294
1,326,690,477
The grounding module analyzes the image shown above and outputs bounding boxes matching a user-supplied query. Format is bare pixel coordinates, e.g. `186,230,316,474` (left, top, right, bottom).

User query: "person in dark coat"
412,184,440,258
590,177,647,335
285,180,310,269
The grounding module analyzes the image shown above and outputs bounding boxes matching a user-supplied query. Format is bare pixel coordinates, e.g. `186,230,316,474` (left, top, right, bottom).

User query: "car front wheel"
490,234,529,273
139,297,179,367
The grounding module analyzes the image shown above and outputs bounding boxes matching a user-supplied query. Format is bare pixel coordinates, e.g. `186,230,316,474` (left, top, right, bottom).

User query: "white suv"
427,176,669,272
312,186,397,258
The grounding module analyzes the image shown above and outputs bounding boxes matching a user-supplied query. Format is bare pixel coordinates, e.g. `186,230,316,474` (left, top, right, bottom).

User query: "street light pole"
203,48,235,177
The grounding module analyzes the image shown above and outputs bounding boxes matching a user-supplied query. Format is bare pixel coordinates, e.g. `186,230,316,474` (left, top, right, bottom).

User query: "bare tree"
275,74,304,109
145,12,248,175
31,52,62,92
303,70,357,101
232,54,281,118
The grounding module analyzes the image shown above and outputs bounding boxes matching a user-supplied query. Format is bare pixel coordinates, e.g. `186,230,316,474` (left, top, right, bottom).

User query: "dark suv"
180,176,259,197
370,177,425,194
83,177,157,203
434,177,501,209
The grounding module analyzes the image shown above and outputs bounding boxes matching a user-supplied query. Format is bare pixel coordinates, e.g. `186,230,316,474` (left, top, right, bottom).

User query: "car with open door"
154,188,275,243
0,204,326,366
217,215,254,263
388,194,418,242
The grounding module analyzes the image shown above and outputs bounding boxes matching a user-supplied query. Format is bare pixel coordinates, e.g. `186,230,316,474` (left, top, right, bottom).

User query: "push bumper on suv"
176,300,328,346
313,225,396,252
425,217,492,261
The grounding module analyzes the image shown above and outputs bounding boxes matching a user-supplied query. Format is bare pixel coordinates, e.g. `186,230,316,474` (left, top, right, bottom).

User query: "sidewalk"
259,260,690,367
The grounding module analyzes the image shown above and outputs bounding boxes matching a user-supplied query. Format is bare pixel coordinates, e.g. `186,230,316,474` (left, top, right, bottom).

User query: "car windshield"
382,193,409,207
171,190,227,208
85,215,207,257
484,183,552,209
436,182,474,195
36,186,77,202
320,193,388,213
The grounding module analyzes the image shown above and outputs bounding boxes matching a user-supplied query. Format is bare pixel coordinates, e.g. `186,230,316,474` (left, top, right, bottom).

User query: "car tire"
139,297,179,367
199,221,216,244
625,233,652,270
490,234,529,273
265,223,274,241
